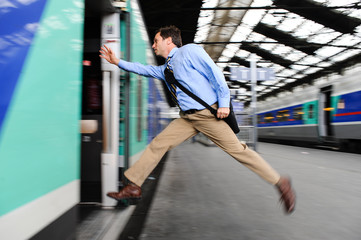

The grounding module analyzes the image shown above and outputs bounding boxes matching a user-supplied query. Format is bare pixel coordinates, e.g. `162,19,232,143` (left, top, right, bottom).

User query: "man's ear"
166,37,173,45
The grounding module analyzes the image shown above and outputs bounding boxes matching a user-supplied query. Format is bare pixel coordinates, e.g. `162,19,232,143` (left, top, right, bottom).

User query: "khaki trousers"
124,107,281,187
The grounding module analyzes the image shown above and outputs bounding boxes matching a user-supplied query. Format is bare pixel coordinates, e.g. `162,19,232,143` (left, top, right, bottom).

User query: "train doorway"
318,86,334,140
80,0,121,207
80,0,103,203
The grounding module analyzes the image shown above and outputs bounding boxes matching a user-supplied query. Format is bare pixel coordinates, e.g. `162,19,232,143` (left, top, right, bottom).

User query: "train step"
316,137,340,150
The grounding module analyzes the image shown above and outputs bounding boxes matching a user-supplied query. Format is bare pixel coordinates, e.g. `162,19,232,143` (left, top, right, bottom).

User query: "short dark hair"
157,25,182,48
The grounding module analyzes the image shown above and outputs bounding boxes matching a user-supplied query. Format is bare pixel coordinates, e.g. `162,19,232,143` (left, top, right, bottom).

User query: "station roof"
138,0,361,106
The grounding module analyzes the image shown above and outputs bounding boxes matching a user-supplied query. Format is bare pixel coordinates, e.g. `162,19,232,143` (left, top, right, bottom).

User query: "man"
99,26,295,213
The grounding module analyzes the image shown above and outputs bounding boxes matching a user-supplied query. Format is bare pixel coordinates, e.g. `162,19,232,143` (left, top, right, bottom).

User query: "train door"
318,86,334,140
80,0,120,207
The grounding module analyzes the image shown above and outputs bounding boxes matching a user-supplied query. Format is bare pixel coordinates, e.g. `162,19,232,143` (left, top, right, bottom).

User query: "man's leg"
189,109,295,213
124,117,198,187
190,109,280,185
107,117,198,201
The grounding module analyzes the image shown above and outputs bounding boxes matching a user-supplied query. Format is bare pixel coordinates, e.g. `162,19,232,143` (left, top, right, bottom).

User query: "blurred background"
0,0,360,239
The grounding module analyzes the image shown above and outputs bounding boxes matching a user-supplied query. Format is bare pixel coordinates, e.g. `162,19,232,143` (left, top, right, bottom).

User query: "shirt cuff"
218,98,230,108
117,59,125,68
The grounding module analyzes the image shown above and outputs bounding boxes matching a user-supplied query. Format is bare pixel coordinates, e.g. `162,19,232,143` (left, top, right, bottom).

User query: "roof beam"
257,51,361,103
253,22,320,55
273,0,361,34
240,42,294,68
198,41,361,50
228,56,250,67
199,5,361,11
202,0,252,61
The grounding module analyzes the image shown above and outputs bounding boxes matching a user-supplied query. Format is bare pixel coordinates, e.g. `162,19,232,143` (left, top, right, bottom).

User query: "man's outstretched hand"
99,45,120,65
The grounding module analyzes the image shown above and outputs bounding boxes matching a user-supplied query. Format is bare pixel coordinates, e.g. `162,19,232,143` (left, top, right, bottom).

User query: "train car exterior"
0,0,165,239
257,66,361,152
332,71,361,141
0,0,85,239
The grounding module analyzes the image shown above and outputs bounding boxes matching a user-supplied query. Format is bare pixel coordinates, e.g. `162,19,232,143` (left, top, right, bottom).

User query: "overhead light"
285,79,296,83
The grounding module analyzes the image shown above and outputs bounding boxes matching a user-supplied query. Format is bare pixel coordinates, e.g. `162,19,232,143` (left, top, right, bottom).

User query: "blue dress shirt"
117,44,230,111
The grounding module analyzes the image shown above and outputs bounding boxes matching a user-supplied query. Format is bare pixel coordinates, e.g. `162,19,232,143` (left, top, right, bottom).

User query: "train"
257,66,361,153
0,0,170,239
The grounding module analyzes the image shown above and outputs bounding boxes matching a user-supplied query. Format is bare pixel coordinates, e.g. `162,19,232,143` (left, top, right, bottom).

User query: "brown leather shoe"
277,177,296,214
107,183,142,201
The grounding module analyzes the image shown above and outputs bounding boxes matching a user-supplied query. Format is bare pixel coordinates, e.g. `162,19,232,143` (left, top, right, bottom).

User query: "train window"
308,104,314,119
293,107,303,121
277,110,289,122
337,98,345,109
264,112,274,123
258,114,263,124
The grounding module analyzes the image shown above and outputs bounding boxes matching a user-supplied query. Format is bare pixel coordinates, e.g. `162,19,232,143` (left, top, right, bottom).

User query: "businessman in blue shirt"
100,26,295,214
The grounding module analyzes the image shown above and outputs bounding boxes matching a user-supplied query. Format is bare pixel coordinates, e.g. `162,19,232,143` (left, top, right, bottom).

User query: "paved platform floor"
137,142,361,240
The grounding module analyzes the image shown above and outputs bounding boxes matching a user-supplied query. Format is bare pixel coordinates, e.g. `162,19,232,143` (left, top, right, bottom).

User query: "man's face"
152,32,168,58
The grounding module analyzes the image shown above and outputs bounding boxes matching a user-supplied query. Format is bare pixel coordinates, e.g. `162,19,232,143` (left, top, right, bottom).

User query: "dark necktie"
164,57,180,107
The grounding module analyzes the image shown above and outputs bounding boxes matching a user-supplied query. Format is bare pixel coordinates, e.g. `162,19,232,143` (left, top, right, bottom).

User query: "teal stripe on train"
0,0,84,216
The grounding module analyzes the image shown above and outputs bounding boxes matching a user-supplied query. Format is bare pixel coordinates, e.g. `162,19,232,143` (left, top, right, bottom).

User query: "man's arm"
99,45,165,80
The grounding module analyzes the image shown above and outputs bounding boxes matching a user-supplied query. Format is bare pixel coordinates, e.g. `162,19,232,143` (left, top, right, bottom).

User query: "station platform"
77,141,361,240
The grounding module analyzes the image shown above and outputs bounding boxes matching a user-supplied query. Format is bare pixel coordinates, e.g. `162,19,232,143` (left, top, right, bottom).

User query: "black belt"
182,109,200,115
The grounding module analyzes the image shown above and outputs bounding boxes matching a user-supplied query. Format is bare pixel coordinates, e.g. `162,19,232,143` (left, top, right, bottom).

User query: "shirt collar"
167,47,178,59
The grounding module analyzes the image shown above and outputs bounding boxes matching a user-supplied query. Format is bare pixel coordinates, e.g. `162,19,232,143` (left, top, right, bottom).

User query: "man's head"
152,25,182,58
